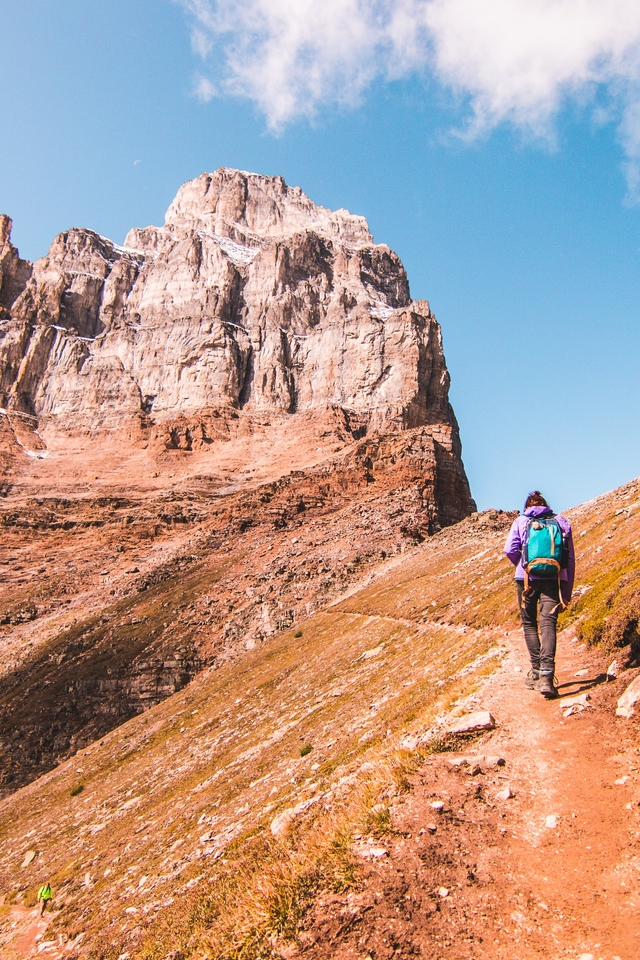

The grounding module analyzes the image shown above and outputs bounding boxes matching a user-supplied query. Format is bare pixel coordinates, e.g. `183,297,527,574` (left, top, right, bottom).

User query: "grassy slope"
0,478,639,959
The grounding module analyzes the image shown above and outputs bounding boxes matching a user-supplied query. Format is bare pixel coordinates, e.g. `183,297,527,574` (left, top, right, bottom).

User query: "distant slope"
0,477,639,959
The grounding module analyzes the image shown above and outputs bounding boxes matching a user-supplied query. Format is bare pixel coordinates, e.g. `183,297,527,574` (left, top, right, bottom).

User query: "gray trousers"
516,579,559,676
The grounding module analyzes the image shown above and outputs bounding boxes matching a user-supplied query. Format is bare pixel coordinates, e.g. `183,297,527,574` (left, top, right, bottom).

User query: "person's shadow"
556,673,608,697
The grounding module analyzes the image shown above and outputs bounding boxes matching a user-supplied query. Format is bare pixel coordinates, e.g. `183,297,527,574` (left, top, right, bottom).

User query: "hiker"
504,491,575,699
37,882,52,916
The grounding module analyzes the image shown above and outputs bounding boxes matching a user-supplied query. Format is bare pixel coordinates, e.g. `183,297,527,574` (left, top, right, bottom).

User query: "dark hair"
525,490,549,509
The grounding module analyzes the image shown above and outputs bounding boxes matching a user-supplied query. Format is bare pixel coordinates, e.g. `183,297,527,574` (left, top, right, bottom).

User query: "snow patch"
198,230,260,266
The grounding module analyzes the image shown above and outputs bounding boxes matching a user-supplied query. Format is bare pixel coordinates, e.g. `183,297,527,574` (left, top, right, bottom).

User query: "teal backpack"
522,515,568,602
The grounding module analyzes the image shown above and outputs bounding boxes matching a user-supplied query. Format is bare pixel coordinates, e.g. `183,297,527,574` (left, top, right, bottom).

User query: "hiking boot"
525,669,540,690
538,674,558,698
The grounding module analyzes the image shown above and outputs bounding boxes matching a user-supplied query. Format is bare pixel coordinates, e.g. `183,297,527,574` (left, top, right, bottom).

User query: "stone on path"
560,693,591,717
545,814,558,829
607,659,620,679
430,800,445,812
445,711,496,735
21,849,37,867
616,674,640,717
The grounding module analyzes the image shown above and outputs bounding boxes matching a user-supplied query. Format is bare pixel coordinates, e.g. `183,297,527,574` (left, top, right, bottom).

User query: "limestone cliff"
0,169,462,446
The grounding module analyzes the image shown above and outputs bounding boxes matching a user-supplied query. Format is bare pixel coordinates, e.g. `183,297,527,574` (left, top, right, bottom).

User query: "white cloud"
193,73,217,102
180,0,640,195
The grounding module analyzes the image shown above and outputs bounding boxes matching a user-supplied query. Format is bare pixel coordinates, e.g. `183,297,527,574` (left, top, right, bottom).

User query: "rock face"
0,168,465,459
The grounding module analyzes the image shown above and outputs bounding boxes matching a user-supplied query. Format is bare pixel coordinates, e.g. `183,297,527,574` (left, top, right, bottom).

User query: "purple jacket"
504,506,575,598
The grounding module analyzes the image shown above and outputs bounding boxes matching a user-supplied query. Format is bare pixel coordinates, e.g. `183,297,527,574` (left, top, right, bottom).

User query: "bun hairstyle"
525,490,549,509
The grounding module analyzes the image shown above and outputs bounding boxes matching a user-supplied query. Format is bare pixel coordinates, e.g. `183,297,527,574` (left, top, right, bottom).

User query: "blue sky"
1,0,639,512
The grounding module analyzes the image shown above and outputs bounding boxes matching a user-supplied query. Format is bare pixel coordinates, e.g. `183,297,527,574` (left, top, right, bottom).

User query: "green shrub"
70,784,84,797
299,744,312,757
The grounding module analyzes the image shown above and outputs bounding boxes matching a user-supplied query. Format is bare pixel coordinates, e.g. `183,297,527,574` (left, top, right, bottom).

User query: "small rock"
560,693,591,717
607,659,620,680
358,643,385,661
562,703,584,717
513,666,523,674
574,669,589,677
485,756,506,768
437,886,449,898
360,846,389,859
578,954,595,960
270,797,317,838
496,785,514,801
430,800,444,812
446,757,470,768
445,711,496,735
400,734,421,751
545,814,558,829
21,849,37,867
426,823,437,834
468,763,483,776
616,675,640,717
614,776,629,785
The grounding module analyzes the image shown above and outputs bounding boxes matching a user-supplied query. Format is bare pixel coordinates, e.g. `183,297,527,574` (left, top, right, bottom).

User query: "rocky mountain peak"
0,169,473,529
159,167,374,247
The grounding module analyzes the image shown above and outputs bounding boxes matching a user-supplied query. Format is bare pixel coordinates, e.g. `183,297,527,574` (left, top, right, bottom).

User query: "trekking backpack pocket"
522,517,565,579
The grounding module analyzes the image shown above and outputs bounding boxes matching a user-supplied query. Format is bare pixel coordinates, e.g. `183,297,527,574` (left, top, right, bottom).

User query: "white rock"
430,800,445,812
614,776,629,785
574,669,589,677
445,711,496,735
561,693,592,717
437,887,449,898
485,756,506,769
270,797,317,838
496,785,515,801
616,675,640,717
358,845,389,859
607,659,621,679
545,814,558,829
426,823,437,833
446,757,470,768
21,849,37,868
562,703,585,717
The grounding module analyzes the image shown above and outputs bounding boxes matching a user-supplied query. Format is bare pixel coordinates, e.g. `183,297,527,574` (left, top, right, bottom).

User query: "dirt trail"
0,906,63,959
300,628,640,960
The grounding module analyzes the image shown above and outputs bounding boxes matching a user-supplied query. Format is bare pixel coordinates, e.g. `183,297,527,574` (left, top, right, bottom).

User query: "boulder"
616,675,640,718
445,711,496,735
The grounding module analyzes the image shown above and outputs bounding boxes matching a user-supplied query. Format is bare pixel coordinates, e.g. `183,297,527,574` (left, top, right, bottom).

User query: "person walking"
504,491,575,698
37,882,52,917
